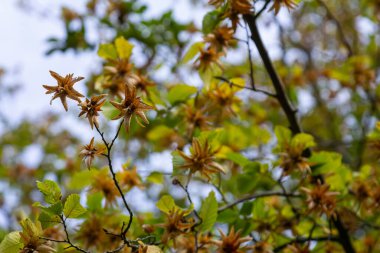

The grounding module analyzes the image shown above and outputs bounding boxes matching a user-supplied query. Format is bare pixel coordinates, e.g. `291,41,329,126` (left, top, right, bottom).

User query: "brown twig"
174,179,202,253
243,13,356,253
214,76,276,98
273,236,339,252
316,0,353,57
95,120,133,239
218,191,301,213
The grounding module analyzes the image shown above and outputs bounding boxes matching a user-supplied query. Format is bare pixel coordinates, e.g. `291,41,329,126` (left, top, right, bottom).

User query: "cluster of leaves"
1,0,380,253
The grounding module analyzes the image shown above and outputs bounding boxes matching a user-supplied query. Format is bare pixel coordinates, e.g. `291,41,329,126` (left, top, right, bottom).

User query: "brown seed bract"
78,94,107,129
178,138,225,181
110,85,154,132
43,70,84,111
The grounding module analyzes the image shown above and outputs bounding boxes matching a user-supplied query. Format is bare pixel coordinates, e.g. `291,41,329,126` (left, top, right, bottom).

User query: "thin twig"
214,76,277,98
95,120,133,239
218,191,301,213
175,179,202,253
277,176,300,216
316,0,353,57
244,21,255,90
273,236,339,252
175,179,202,223
255,0,271,19
60,215,89,253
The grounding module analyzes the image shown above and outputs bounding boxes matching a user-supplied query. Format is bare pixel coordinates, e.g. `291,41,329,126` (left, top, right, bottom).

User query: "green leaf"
202,10,220,34
36,180,62,204
115,36,134,59
38,212,61,229
217,209,238,223
147,125,175,142
98,43,117,60
0,232,22,253
182,42,204,64
291,133,315,149
226,152,250,167
101,101,120,121
63,194,87,218
87,192,103,212
252,198,266,219
146,171,164,184
67,170,95,190
156,195,176,214
274,126,292,149
172,150,186,174
20,218,41,238
167,84,197,105
240,202,253,216
33,201,63,216
309,151,342,175
199,191,218,232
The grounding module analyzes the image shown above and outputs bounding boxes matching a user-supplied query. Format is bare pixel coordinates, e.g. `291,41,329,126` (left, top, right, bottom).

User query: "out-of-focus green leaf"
33,201,63,216
102,101,120,120
63,194,87,218
156,195,176,214
115,37,134,59
167,84,197,105
226,152,250,167
274,126,292,150
199,191,218,232
217,209,238,223
182,42,204,64
146,171,164,184
202,10,220,34
67,170,95,190
291,133,316,149
97,43,117,60
38,212,60,229
36,180,62,204
0,232,22,253
87,192,103,212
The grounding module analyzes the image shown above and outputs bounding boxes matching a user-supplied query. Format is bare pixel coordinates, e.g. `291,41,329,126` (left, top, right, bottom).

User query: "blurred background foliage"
0,0,380,252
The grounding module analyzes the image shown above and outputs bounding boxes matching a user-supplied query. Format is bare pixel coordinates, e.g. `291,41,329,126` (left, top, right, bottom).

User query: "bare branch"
273,236,339,252
95,120,133,239
316,0,353,57
218,191,301,213
214,76,277,98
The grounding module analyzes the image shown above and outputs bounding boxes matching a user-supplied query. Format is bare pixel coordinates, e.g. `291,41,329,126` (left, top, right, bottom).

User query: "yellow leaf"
115,37,134,59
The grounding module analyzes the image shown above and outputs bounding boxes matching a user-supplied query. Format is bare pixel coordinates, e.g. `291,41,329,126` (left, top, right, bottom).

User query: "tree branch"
243,14,302,136
214,76,277,98
218,191,301,213
60,215,89,253
243,13,356,253
273,236,339,252
316,0,353,57
95,120,133,239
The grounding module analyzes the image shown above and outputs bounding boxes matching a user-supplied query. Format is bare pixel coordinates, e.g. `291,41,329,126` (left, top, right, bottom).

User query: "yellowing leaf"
182,42,204,64
115,37,134,59
146,171,164,184
98,43,117,60
167,84,197,105
0,232,22,253
63,194,87,218
156,195,176,214
146,245,163,253
229,77,245,92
